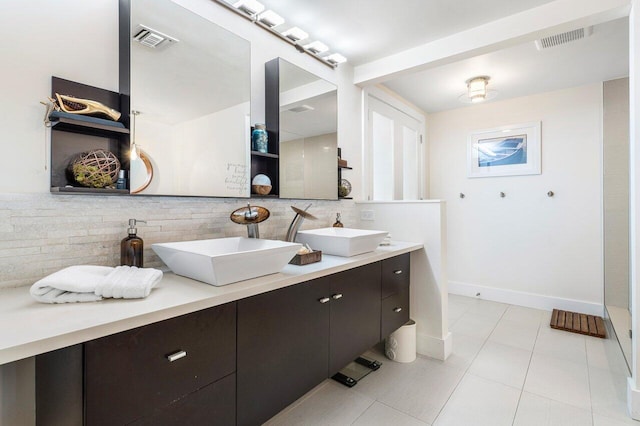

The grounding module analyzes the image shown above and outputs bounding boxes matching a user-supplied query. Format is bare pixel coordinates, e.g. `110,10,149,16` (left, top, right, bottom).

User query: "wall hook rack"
499,192,506,198
547,191,555,197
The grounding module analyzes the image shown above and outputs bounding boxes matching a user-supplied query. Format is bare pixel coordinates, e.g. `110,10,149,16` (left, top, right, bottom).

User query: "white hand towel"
94,265,163,299
30,265,113,304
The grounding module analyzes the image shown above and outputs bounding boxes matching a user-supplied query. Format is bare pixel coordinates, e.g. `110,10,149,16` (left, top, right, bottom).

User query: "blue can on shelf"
252,124,268,153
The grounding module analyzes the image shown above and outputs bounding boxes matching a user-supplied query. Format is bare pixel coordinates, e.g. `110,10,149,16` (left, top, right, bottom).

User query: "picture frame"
467,121,541,178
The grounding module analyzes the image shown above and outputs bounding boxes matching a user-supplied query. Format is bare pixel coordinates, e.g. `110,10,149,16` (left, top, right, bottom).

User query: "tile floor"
265,295,637,426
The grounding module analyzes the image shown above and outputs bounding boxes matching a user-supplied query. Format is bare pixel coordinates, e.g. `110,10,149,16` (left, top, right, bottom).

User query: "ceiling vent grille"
133,25,179,49
535,27,592,50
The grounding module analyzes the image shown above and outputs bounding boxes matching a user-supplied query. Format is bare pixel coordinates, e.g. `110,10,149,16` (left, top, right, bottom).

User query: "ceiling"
257,0,629,114
258,0,557,66
384,18,629,113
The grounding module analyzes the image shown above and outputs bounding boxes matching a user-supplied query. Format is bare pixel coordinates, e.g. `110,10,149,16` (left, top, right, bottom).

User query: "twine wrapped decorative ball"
69,149,121,188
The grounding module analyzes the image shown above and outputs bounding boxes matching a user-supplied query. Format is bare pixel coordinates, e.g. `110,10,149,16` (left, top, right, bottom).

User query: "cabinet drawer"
130,373,236,426
85,302,236,426
381,254,410,299
381,289,410,338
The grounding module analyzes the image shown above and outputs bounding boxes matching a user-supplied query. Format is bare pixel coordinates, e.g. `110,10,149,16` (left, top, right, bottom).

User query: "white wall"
429,84,604,314
356,201,451,360
0,0,119,193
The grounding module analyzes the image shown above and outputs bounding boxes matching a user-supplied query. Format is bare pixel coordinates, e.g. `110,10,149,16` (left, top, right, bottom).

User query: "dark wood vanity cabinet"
36,254,410,426
237,262,382,426
36,302,237,426
381,254,411,338
328,263,382,374
236,274,331,426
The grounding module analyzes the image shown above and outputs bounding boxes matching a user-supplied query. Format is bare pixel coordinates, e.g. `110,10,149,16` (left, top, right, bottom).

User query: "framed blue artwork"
468,121,541,178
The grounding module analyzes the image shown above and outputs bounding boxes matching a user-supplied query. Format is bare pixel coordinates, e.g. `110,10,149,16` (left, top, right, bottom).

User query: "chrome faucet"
286,204,318,242
230,203,270,238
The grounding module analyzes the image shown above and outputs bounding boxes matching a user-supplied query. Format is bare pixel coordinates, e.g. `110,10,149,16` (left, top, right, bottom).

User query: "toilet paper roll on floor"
385,319,417,363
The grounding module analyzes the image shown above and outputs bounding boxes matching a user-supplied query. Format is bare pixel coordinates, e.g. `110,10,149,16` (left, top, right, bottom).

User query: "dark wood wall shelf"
50,116,129,138
252,58,282,198
250,150,279,159
50,187,130,195
49,76,130,195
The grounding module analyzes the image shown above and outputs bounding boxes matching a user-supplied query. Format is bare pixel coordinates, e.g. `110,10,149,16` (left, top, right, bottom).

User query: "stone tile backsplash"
0,193,356,289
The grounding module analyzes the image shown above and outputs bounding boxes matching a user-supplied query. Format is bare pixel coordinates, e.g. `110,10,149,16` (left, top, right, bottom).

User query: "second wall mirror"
265,58,338,200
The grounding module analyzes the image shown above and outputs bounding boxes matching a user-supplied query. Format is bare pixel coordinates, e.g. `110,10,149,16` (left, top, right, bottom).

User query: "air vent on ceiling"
288,105,315,113
535,27,592,50
133,25,179,49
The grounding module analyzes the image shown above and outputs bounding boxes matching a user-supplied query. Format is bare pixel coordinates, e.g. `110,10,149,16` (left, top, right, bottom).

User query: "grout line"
348,398,377,425
509,311,543,425
431,299,508,424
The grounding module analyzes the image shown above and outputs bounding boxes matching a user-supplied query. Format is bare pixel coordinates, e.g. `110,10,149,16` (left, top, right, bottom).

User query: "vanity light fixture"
130,110,140,161
257,10,284,27
233,0,265,16
304,41,329,54
213,0,346,68
282,27,309,42
325,53,347,65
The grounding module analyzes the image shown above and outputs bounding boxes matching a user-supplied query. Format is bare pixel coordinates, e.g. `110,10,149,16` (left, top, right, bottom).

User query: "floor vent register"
550,309,606,338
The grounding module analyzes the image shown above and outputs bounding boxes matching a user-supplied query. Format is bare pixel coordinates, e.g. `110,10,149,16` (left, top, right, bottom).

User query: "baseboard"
449,281,604,317
417,331,452,361
627,377,640,420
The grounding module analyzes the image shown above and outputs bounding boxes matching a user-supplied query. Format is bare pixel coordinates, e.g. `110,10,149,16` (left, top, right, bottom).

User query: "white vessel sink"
295,227,388,257
152,237,301,286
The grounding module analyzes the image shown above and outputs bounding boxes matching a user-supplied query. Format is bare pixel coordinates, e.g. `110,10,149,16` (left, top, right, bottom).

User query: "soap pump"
121,219,146,267
333,213,344,228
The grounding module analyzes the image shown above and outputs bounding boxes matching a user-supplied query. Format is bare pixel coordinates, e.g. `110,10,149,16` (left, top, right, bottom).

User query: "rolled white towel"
95,265,163,299
30,265,112,304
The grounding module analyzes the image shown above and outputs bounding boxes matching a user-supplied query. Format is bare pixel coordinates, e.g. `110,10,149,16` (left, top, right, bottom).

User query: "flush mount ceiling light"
458,75,497,104
304,41,329,54
213,0,346,68
282,27,309,42
257,10,284,27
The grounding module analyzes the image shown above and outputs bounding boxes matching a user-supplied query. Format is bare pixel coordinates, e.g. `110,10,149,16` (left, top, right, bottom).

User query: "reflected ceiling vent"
133,25,179,49
535,27,592,50
288,105,314,113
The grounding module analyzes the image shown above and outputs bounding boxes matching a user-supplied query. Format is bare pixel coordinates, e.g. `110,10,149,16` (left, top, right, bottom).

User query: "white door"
367,96,424,201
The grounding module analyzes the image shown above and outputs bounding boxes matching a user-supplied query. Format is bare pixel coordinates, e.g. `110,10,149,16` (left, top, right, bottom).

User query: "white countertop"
0,241,422,366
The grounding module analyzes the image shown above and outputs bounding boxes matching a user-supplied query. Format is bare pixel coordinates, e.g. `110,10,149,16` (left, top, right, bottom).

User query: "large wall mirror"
266,58,338,200
129,0,251,197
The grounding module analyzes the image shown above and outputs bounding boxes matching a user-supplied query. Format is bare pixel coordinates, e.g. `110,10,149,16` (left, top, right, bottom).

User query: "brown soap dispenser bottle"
333,213,344,227
121,219,146,267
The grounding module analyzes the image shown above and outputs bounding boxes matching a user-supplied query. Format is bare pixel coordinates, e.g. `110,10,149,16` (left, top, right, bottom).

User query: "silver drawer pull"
332,293,343,300
393,270,403,275
393,307,402,313
319,297,331,304
167,350,187,362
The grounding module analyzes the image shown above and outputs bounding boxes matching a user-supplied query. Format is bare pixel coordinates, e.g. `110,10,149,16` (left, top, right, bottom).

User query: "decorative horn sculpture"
54,93,121,121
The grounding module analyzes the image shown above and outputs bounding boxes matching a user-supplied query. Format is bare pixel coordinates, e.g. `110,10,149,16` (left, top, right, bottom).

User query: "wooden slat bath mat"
550,309,606,338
